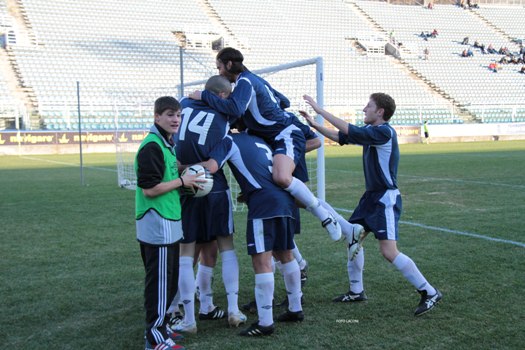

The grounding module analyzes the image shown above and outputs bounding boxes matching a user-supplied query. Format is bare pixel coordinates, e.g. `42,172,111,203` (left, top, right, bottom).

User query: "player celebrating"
188,47,342,242
173,76,246,333
300,93,442,316
203,129,305,336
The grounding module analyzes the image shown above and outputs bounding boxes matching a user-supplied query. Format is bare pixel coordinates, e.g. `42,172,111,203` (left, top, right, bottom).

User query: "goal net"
115,57,326,211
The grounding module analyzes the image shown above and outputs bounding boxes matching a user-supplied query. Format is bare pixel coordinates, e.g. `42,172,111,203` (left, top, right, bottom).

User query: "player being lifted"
189,47,342,242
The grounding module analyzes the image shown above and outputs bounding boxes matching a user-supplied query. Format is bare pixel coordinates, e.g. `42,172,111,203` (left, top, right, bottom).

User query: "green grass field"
1,141,524,350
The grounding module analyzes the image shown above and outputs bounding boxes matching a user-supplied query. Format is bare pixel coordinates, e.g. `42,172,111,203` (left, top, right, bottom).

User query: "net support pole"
315,57,325,201
179,46,184,99
77,81,84,186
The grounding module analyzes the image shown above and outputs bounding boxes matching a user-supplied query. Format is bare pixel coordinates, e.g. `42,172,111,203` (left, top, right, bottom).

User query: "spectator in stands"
467,48,474,57
0,31,6,49
423,47,429,60
520,66,525,74
431,29,438,38
499,56,509,64
473,40,480,48
461,49,468,57
480,44,486,54
427,1,434,10
467,0,479,9
488,62,499,73
462,36,469,45
389,29,396,44
487,44,497,54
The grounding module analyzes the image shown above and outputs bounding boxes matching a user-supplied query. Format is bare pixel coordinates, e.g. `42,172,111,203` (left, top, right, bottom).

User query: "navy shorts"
181,190,234,244
246,216,296,255
292,153,309,183
349,189,402,241
269,124,306,167
293,206,301,234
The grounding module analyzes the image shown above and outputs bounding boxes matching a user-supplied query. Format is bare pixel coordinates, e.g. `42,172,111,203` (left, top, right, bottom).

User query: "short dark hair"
205,75,232,96
370,93,396,121
154,96,180,116
216,47,245,74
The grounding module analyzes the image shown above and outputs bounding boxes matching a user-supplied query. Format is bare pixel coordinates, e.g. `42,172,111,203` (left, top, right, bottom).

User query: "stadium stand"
0,0,523,130
354,1,524,122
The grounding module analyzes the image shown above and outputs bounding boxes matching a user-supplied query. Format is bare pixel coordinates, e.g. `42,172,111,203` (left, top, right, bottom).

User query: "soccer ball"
180,164,213,198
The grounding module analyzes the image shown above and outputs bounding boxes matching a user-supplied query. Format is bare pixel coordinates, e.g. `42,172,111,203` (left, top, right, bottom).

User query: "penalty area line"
334,207,525,248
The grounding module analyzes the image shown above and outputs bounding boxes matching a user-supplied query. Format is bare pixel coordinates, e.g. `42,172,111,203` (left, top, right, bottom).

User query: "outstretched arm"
299,110,340,142
303,95,349,135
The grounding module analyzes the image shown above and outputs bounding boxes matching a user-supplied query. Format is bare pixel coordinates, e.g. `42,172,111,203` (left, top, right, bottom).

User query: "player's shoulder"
374,123,396,134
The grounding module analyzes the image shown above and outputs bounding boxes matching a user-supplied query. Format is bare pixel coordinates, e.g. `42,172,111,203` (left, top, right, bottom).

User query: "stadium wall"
1,124,524,155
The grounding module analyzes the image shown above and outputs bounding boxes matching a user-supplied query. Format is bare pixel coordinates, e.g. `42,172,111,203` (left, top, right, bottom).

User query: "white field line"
19,156,116,172
333,169,525,190
334,207,525,248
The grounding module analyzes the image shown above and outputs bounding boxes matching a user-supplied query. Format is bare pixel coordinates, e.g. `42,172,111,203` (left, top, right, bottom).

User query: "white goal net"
115,57,326,211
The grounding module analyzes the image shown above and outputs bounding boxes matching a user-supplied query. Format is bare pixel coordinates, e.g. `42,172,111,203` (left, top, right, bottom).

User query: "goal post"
115,56,326,209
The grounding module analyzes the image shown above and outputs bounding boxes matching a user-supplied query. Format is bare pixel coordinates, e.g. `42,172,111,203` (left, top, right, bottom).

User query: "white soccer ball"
181,164,213,198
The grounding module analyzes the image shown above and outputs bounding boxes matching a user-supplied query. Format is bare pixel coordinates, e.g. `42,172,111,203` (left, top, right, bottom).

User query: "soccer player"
172,76,246,334
203,129,305,336
300,93,442,316
135,96,205,350
188,47,342,242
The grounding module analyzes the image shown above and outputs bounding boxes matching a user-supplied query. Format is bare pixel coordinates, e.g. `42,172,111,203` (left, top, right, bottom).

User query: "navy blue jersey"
338,123,399,192
201,70,293,139
290,113,317,141
252,74,291,110
176,97,230,191
210,132,296,220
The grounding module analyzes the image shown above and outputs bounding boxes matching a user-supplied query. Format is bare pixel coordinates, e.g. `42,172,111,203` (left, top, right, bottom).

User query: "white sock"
348,247,364,294
167,290,181,315
292,242,307,270
392,253,436,295
178,256,196,325
220,250,240,314
280,260,303,312
285,178,330,222
319,199,355,238
196,263,214,314
255,272,274,327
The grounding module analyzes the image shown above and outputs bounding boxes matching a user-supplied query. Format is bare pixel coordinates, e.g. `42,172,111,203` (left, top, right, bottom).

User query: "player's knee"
217,236,234,252
380,246,398,263
272,172,292,188
274,250,293,264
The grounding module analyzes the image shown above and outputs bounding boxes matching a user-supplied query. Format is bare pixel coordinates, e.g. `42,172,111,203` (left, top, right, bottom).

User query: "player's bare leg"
274,154,341,241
